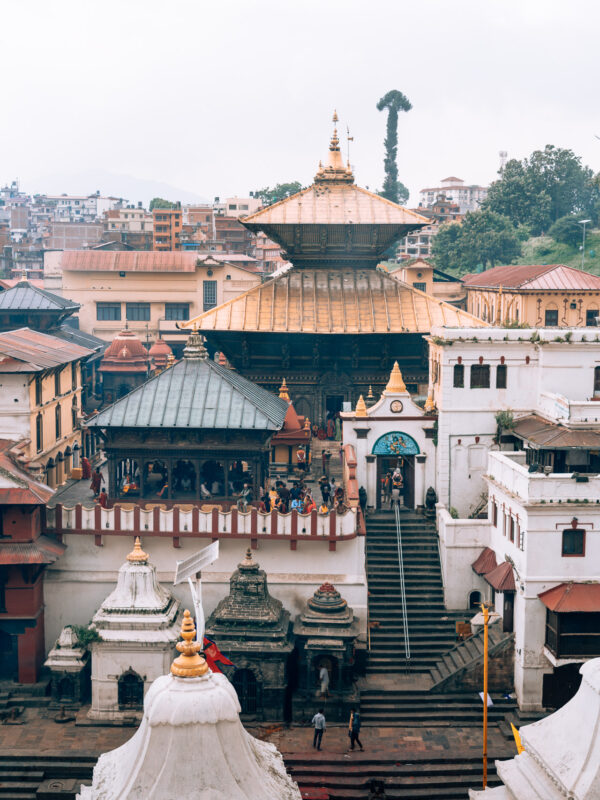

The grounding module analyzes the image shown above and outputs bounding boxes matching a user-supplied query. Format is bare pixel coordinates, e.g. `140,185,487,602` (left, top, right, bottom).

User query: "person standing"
98,488,108,508
348,708,364,751
319,476,331,507
311,708,326,750
90,467,104,498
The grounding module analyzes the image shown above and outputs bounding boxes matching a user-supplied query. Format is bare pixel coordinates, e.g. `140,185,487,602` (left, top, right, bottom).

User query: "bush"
548,215,586,247
71,624,102,648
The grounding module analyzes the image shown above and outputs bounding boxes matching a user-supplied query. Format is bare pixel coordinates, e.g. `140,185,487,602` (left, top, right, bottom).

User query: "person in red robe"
81,457,92,480
90,468,104,497
98,489,108,508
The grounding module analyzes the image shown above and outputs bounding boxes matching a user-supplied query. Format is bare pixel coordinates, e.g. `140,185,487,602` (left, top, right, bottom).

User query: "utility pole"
482,604,489,789
579,219,592,270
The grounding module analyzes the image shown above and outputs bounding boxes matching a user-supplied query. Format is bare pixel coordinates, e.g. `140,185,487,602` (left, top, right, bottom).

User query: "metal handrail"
394,503,411,664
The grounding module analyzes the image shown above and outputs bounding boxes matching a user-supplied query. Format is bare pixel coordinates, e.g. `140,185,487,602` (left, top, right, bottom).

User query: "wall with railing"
45,503,359,550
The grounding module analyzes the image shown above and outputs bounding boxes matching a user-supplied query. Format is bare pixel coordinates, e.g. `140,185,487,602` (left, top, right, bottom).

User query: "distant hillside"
513,229,600,275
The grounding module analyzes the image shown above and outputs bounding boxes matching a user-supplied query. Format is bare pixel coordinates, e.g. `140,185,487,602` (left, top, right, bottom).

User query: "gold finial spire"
333,110,339,124
367,385,374,400
355,394,368,418
384,361,407,394
424,391,436,414
315,111,354,184
304,415,311,430
171,610,208,678
278,378,290,402
126,537,148,563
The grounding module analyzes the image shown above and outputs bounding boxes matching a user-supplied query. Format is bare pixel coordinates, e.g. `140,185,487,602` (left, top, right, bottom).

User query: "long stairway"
366,510,464,674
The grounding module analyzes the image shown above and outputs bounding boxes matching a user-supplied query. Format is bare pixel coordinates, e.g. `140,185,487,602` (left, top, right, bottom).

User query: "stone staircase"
0,754,94,799
287,752,506,799
429,621,514,690
366,511,465,674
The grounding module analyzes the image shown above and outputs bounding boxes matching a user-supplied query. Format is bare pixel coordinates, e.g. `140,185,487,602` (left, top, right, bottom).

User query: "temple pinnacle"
171,610,208,677
126,537,148,563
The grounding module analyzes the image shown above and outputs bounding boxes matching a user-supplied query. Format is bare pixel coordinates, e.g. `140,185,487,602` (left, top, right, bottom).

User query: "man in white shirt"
311,708,326,750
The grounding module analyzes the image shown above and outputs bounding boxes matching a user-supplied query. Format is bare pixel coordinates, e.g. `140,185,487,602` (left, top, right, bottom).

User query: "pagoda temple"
184,114,485,423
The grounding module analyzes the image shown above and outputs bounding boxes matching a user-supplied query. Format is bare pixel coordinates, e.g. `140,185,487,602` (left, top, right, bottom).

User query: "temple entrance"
0,630,17,681
326,395,344,419
232,668,258,715
542,663,582,710
118,669,144,709
373,431,420,510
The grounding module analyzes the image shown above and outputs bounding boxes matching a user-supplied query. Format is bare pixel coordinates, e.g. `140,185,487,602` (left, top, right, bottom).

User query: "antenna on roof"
346,125,354,166
499,151,508,173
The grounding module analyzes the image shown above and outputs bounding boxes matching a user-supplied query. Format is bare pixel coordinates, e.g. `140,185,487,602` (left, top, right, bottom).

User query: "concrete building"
152,207,182,250
396,196,462,261
383,258,466,307
43,250,261,354
0,328,91,485
419,176,488,213
46,222,103,250
464,263,600,327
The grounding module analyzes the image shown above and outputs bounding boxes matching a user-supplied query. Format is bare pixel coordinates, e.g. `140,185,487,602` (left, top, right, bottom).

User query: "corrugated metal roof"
471,547,498,575
484,561,516,592
185,269,487,334
87,356,288,431
0,536,65,564
0,328,93,372
0,445,55,505
242,184,428,227
59,251,258,274
538,582,600,612
54,324,107,355
463,264,600,291
512,414,600,449
0,281,79,312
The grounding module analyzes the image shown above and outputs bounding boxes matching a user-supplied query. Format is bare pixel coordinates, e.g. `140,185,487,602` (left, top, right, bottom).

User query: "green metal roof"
87,356,288,431
0,281,79,312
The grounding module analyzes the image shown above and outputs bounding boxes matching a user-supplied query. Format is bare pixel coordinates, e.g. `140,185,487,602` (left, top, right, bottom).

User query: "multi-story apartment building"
43,250,261,355
419,177,487,214
0,328,91,485
396,196,461,260
152,207,182,250
41,194,122,223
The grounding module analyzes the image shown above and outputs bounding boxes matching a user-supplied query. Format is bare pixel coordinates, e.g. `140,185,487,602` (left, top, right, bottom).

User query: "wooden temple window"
470,364,490,389
594,366,600,398
453,364,464,388
496,364,507,389
562,528,585,557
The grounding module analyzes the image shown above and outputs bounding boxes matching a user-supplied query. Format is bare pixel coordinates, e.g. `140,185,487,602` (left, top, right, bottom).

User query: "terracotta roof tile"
484,561,516,592
538,582,600,612
463,264,600,291
471,547,498,575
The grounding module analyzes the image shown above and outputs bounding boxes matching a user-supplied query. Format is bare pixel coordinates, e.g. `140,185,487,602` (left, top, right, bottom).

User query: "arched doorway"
469,591,482,609
232,668,258,715
118,669,144,709
372,431,420,509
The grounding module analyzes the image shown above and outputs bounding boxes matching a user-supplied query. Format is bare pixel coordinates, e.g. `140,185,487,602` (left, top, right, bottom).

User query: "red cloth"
90,472,103,493
81,458,92,480
203,637,234,673
98,492,108,508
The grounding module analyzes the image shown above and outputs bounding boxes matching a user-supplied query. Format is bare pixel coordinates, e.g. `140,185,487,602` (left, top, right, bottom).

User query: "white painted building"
341,362,437,511
419,177,488,213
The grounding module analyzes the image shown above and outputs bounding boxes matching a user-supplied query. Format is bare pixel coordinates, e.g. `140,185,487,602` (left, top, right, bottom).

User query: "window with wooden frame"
562,528,585,557
453,364,464,388
492,501,498,527
496,364,507,389
470,364,490,389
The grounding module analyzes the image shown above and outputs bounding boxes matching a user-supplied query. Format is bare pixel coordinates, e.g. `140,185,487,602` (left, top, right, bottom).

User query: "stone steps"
429,624,514,690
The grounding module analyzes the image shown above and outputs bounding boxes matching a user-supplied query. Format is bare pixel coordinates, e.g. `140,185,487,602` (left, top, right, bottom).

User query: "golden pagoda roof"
184,269,488,335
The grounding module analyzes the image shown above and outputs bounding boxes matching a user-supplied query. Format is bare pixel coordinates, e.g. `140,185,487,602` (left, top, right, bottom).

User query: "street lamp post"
481,603,489,789
579,219,592,270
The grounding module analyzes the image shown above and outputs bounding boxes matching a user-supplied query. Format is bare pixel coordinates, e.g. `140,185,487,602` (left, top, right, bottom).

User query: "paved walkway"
0,706,514,762
49,464,108,508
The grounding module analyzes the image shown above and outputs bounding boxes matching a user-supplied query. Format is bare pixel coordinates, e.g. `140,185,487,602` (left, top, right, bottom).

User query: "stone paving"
0,706,514,761
49,464,108,508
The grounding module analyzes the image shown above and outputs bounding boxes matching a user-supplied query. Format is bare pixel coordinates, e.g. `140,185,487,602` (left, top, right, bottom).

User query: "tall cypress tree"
377,90,412,204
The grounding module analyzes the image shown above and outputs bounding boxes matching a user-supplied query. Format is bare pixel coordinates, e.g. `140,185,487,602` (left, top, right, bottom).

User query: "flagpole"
482,603,489,789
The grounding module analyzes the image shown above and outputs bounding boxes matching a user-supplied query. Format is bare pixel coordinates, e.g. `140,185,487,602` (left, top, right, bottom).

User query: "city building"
222,195,262,218
103,206,153,250
183,117,485,421
0,328,92,485
43,250,261,354
0,441,61,683
419,176,488,213
396,196,462,261
463,263,600,326
98,328,151,404
383,258,466,307
152,207,182,250
46,221,103,250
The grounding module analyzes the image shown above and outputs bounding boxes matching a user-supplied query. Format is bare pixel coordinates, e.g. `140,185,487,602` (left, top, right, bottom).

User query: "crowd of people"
255,475,348,516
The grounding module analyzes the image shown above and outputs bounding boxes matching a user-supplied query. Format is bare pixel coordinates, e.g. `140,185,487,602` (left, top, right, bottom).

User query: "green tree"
548,214,588,247
432,210,522,274
149,197,178,210
485,146,599,234
376,89,412,205
254,182,303,206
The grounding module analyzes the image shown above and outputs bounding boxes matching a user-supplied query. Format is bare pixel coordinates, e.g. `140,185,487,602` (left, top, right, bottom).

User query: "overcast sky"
2,0,599,206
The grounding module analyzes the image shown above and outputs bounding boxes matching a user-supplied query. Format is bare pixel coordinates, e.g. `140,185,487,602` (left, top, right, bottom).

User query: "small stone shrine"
88,538,181,723
78,610,301,800
44,626,90,709
292,582,360,721
205,548,293,721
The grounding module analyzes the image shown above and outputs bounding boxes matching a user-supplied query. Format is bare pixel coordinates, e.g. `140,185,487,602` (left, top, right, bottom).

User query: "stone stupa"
77,609,301,800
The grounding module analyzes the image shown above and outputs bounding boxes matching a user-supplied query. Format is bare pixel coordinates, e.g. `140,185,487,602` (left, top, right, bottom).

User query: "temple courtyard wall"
43,534,367,650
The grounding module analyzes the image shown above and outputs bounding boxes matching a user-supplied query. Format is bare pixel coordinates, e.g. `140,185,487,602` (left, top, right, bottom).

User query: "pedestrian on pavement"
90,467,104,498
311,708,326,750
348,708,364,751
98,488,108,508
319,475,331,506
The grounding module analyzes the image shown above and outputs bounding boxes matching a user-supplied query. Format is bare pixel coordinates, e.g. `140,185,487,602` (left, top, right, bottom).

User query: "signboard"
174,540,219,585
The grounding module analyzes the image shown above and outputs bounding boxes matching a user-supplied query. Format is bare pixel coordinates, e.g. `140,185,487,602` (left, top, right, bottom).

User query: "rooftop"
0,279,79,313
87,335,288,430
185,269,486,334
462,264,600,291
0,328,92,372
59,251,258,274
0,440,54,505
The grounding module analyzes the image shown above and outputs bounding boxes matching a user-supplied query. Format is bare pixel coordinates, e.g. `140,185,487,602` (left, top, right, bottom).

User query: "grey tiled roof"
87,357,288,431
0,281,79,312
54,323,107,355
